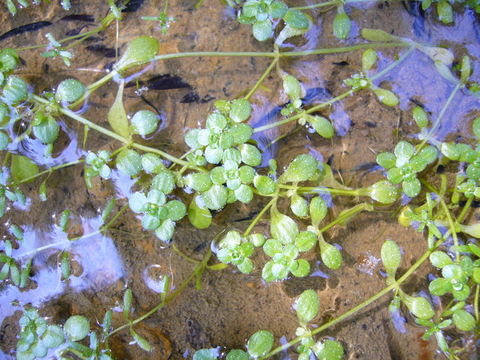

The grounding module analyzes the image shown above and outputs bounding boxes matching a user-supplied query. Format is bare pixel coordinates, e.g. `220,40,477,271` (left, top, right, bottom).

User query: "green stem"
107,248,213,337
253,45,413,134
370,46,415,81
319,203,372,233
253,90,354,133
474,285,479,322
244,57,279,101
457,197,473,224
439,197,460,261
17,205,128,259
418,82,462,151
12,160,83,185
292,0,340,10
243,197,277,237
260,241,437,359
31,95,206,173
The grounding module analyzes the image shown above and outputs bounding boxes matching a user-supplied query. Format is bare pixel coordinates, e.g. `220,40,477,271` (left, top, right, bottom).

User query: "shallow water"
0,1,479,359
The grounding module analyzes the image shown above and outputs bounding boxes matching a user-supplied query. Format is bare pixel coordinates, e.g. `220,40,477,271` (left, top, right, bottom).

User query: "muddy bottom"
0,1,479,359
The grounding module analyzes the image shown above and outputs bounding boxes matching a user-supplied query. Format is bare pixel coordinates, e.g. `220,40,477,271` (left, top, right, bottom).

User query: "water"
0,0,479,359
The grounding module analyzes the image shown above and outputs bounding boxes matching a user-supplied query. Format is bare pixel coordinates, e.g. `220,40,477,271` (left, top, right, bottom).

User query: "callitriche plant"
0,0,479,359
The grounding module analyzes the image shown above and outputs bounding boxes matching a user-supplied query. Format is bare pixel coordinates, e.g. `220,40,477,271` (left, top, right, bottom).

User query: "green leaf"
252,19,273,41
55,78,85,103
307,116,334,138
271,210,298,244
381,240,401,277
155,219,175,242
269,1,288,18
376,152,396,169
33,117,59,144
428,277,450,296
294,289,320,324
283,9,309,29
123,288,132,319
193,348,219,360
295,231,317,252
290,195,309,218
131,110,159,136
239,144,262,166
185,173,212,192
290,258,310,277
64,315,90,341
283,74,302,100
412,106,429,129
131,329,152,352
234,184,253,203
460,56,471,84
429,251,452,268
247,330,274,357
361,28,396,42
407,296,435,320
452,309,475,331
437,0,453,24
373,88,399,107
108,82,131,139
402,178,421,198
310,196,328,227
114,36,160,72
0,131,9,150
3,76,28,104
11,155,39,183
42,325,65,348
320,242,342,270
116,149,142,177
152,171,175,194
362,49,377,72
201,185,228,210
230,99,252,123
280,154,318,183
472,117,480,139
228,123,253,145
142,153,165,174
254,175,277,195
226,349,249,360
312,340,344,360
333,10,351,39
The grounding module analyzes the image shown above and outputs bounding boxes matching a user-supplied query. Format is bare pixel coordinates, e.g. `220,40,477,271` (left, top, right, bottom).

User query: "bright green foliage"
128,170,185,243
412,106,429,129
428,256,473,301
333,7,351,39
114,36,160,72
312,339,345,360
402,294,435,320
55,78,85,104
216,230,255,273
262,230,316,281
193,348,219,360
2,75,28,104
130,110,159,136
372,87,399,107
116,149,142,177
381,240,402,278
247,330,274,357
452,309,475,331
108,82,131,139
42,33,73,66
32,111,59,144
64,315,90,341
343,73,371,91
16,309,65,359
11,155,39,183
280,154,319,183
188,195,212,229
85,150,112,187
305,115,335,139
294,289,320,324
362,49,377,72
362,180,399,204
184,99,258,208
377,141,438,198
318,238,342,270
237,1,309,42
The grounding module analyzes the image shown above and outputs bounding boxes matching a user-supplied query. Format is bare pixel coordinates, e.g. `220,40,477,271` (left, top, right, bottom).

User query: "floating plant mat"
0,0,479,359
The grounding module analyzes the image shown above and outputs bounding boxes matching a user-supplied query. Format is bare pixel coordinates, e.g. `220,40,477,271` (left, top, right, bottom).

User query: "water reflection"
0,215,124,325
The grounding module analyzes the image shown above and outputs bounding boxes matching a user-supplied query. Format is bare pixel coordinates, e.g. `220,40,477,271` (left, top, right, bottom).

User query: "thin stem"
261,241,437,358
457,197,473,224
13,160,83,185
244,57,278,101
418,82,462,151
474,285,479,322
17,205,128,259
439,197,460,261
243,198,276,237
292,0,339,10
370,46,415,81
107,248,213,337
31,95,206,173
253,90,354,133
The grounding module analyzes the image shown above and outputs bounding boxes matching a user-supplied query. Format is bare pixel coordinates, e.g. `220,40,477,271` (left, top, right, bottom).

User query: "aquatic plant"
0,0,479,359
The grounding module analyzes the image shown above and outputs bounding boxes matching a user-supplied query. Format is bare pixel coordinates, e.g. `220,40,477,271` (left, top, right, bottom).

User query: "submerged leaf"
108,82,131,138
11,155,39,183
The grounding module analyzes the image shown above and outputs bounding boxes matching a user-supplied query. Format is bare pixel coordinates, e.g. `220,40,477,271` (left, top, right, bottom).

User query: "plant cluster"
0,0,479,360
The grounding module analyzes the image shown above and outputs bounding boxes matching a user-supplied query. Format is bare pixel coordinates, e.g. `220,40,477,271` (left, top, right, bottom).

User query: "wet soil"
0,1,479,359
